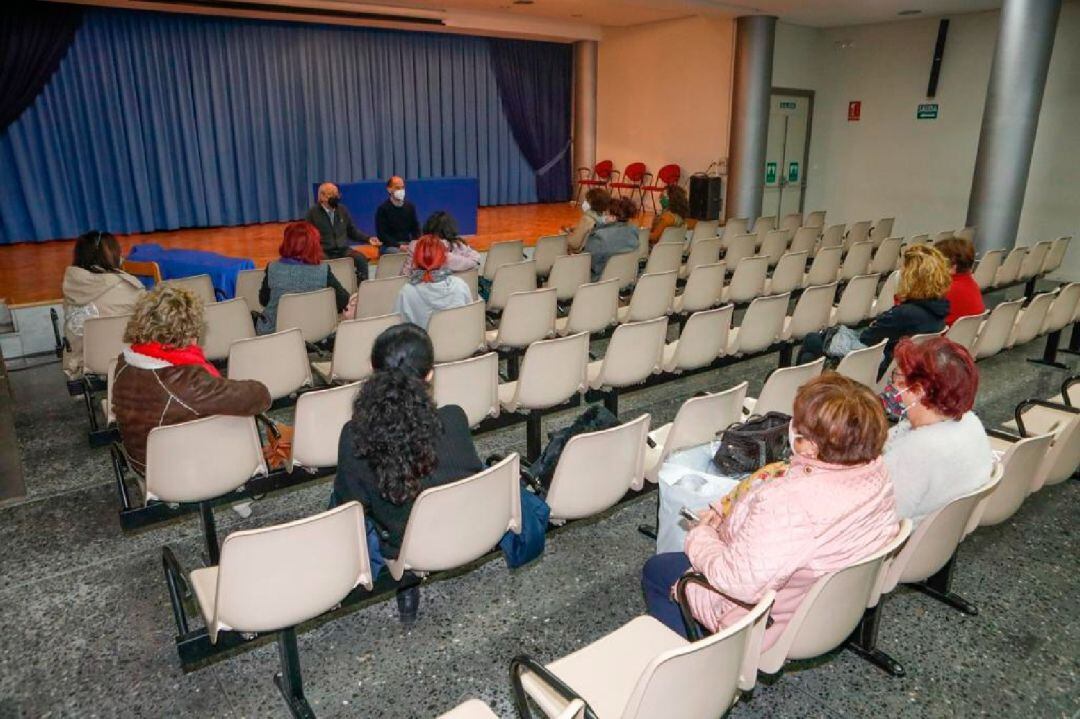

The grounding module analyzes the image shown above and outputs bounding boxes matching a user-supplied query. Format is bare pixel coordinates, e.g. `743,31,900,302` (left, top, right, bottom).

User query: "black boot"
396,586,420,627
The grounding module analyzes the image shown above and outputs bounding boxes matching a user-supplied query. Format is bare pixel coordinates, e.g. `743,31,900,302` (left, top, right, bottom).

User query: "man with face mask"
305,182,381,282
374,176,421,254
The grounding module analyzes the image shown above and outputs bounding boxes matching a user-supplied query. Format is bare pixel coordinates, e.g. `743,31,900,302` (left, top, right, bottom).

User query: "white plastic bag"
656,443,739,555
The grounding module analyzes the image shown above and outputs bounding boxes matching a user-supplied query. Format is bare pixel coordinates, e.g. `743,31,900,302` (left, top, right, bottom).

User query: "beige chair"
955,227,975,242
907,233,931,245
743,357,825,416
433,352,500,428
374,251,407,280
1016,240,1052,282
844,220,873,251
972,249,1004,290
838,241,873,281
354,275,408,319
545,253,591,302
1007,291,1056,348
789,227,820,257
764,251,808,295
643,242,683,276
287,382,360,472
980,433,1054,525
533,234,568,277
455,267,480,300
727,293,789,356
101,358,118,426
721,217,749,242
545,413,650,523
235,268,266,312
556,279,620,336
819,223,845,254
804,210,826,228
513,594,774,719
782,283,836,341
486,288,557,351
804,245,843,287
687,219,720,247
438,699,586,719
869,237,903,275
944,312,987,354
201,298,256,363
680,237,722,280
164,274,216,304
1040,282,1080,336
387,454,522,581
597,251,639,292
870,218,895,246
993,247,1026,286
720,255,767,304
82,314,131,378
323,256,358,294
499,332,588,415
870,270,900,318
312,313,400,383
722,234,756,270
971,299,1024,359
657,225,687,246
488,260,538,313
831,273,880,326
276,287,337,344
428,301,486,363
228,328,312,400
587,318,667,412
673,262,725,314
1001,401,1080,489
644,382,748,483
759,229,790,266
835,340,887,388
753,214,777,234
635,227,651,263
661,306,732,373
189,502,372,717
1040,236,1071,276
483,239,525,281
933,231,955,242
617,271,677,323
780,213,803,232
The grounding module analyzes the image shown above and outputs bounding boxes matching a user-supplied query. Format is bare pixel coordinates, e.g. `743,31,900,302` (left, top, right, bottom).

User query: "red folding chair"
574,160,617,203
640,164,682,214
609,162,648,205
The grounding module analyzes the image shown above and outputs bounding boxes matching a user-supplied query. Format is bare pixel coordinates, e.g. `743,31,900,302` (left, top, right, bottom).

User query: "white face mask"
392,188,406,202
581,200,591,213
788,423,807,459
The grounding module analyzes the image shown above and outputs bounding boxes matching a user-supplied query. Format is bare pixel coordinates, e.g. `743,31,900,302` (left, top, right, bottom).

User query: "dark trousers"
641,552,692,638
797,329,827,365
350,252,370,283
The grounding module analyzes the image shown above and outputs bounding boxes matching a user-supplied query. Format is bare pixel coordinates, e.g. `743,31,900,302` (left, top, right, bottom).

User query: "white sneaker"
231,501,253,519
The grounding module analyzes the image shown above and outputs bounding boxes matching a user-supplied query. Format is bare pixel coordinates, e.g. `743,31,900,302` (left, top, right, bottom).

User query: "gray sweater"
257,261,348,334
584,221,639,281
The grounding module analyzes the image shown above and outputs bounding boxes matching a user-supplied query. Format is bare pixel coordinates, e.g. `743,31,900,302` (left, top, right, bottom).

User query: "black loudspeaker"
689,174,723,221
927,19,949,97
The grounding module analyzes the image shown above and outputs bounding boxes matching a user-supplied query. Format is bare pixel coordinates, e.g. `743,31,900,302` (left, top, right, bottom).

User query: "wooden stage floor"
0,202,586,306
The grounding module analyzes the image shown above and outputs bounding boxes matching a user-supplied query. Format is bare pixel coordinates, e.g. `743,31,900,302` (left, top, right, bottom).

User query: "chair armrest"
509,654,597,719
1061,376,1078,408
985,427,1020,443
1014,398,1079,437
640,172,655,185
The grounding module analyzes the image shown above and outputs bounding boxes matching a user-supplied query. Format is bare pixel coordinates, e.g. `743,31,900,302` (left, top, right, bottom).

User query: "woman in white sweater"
880,336,994,522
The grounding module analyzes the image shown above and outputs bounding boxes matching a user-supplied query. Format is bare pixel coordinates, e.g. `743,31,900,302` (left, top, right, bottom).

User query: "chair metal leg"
199,502,221,567
111,444,132,512
1027,329,1069,369
506,353,521,381
81,380,99,434
1060,321,1080,356
274,628,316,719
1024,278,1036,299
637,524,657,539
603,390,618,417
525,411,543,464
162,547,191,637
777,343,794,368
844,604,905,677
910,555,978,615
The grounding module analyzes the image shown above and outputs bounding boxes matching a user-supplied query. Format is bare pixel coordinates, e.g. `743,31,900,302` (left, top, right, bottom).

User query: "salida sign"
848,100,861,122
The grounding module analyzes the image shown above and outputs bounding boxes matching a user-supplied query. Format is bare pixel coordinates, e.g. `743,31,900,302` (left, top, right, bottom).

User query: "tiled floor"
0,291,1077,718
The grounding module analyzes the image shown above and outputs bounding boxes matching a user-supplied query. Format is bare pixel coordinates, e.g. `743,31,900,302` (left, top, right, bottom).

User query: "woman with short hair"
934,236,985,326
648,184,690,244
257,221,350,334
566,187,612,253
393,235,474,329
399,211,481,276
583,196,640,281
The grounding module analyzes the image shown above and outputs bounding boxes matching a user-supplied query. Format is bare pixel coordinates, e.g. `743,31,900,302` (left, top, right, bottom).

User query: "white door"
763,92,812,219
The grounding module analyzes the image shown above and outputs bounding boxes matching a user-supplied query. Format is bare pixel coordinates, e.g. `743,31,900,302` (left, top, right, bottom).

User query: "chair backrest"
994,246,1026,286
944,311,987,353
490,288,557,348
752,215,777,234
872,270,900,318
595,317,667,388
785,283,836,340
455,267,480,300
820,223,845,251
955,227,975,242
636,227,651,262
1008,291,1056,347
355,275,408,319
688,219,719,245
934,231,955,242
227,327,311,399
1041,236,1071,274
972,249,1003,289
508,332,589,410
428,301,486,363
723,234,757,269
1042,282,1080,334
844,220,872,250
598,251,639,291
234,268,266,312
201,298,256,362
835,340,887,388
789,227,820,256
721,217,749,241
547,413,651,522
390,454,521,580
122,259,162,285
805,246,843,286
1033,408,1080,488
1017,240,1052,280
488,260,538,312
104,357,118,424
779,213,803,232
804,210,826,228
82,314,131,376
725,256,768,303
657,225,687,247
656,163,681,186
732,293,789,354
323,256,358,294
483,239,525,280
562,279,620,335
870,237,903,275
833,273,880,326
622,162,647,183
145,415,267,503
624,271,677,322
374,251,408,280
677,262,726,313
533,234,568,276
754,357,825,415
684,238,722,277
594,159,614,179
329,313,401,381
276,287,337,344
667,305,733,372
979,433,1054,526
644,242,684,275
871,217,895,244
289,382,361,471
209,502,372,642
164,274,216,304
769,252,808,295
760,230,790,266
646,381,748,482
972,298,1024,359
839,241,873,281
432,352,500,427
545,253,591,302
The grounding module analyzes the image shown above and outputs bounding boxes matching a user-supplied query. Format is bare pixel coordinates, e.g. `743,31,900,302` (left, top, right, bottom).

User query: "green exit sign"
779,101,797,109
917,103,939,120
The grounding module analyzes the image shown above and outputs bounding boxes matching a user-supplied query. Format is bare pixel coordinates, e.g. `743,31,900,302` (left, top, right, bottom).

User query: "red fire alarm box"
848,101,861,122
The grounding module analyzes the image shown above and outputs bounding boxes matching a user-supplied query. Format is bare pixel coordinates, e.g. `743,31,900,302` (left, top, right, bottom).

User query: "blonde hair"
124,285,204,347
897,245,952,301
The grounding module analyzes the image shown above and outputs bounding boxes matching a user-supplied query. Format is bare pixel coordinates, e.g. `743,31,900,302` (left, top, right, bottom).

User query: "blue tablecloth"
314,177,480,236
127,243,255,299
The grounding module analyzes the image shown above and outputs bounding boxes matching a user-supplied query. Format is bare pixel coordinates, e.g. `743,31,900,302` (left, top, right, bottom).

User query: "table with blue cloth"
127,243,255,299
314,177,480,236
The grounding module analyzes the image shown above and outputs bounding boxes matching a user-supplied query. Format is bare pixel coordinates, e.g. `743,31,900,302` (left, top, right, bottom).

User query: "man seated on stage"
306,182,381,281
375,176,421,254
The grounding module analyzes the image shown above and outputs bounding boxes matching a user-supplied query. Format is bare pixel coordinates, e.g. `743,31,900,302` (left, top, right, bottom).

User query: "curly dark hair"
665,185,690,218
422,211,466,248
349,324,441,505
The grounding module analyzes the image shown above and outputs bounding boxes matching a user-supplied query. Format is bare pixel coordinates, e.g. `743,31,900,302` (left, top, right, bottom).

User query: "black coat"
861,297,950,370
304,204,371,259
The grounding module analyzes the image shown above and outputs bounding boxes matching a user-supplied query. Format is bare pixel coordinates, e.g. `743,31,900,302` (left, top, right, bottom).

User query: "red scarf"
129,342,221,377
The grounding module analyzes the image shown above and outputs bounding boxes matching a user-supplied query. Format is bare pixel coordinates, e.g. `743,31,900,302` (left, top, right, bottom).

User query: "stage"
0,202,591,306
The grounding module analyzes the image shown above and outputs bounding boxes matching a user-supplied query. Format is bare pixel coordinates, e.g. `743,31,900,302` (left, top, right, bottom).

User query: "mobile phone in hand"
679,506,700,523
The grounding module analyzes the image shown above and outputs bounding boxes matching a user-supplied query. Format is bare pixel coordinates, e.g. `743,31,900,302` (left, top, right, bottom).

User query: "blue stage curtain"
0,9,549,244
488,38,572,203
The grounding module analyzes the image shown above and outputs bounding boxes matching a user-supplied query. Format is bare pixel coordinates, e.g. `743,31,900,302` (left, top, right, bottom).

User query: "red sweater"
944,272,985,326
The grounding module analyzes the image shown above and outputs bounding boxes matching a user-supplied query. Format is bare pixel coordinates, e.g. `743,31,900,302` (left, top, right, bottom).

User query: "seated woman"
934,236,985,325
566,187,612,253
798,245,952,372
648,184,689,245
394,235,474,329
882,337,993,522
257,221,350,334
400,211,481,276
112,285,271,476
62,230,145,379
642,372,897,644
583,196,640,281
333,324,483,621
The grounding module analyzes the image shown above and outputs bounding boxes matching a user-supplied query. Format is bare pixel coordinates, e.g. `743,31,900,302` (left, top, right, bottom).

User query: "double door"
762,90,813,219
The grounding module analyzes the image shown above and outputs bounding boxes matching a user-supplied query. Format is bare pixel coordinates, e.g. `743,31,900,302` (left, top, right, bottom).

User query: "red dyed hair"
412,235,447,282
894,337,977,419
279,221,324,265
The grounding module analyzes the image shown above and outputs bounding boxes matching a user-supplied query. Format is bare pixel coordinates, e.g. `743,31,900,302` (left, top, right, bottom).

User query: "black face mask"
327,196,340,209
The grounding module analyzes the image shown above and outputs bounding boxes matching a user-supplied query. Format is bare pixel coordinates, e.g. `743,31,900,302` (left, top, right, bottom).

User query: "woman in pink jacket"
400,211,480,276
642,372,899,646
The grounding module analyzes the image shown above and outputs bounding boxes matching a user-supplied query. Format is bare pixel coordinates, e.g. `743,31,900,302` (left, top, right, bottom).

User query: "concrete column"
727,15,776,222
966,0,1060,252
572,40,598,179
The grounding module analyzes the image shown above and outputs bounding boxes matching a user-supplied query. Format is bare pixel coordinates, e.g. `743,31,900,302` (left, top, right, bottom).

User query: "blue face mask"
880,382,910,419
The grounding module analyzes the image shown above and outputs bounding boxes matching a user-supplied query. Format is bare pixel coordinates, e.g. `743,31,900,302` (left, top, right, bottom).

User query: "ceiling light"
898,9,922,15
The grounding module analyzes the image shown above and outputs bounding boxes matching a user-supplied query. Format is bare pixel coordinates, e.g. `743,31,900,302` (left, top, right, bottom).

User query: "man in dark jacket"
305,182,381,282
374,175,421,253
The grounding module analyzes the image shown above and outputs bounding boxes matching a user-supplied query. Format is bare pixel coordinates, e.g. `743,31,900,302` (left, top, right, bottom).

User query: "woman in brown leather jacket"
111,285,271,476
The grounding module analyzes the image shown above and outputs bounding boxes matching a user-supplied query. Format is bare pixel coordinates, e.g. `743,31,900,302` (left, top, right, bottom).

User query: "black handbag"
712,412,792,477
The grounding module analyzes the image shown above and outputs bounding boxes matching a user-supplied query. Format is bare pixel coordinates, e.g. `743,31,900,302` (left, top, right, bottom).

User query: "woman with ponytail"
393,230,474,329
332,324,483,621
